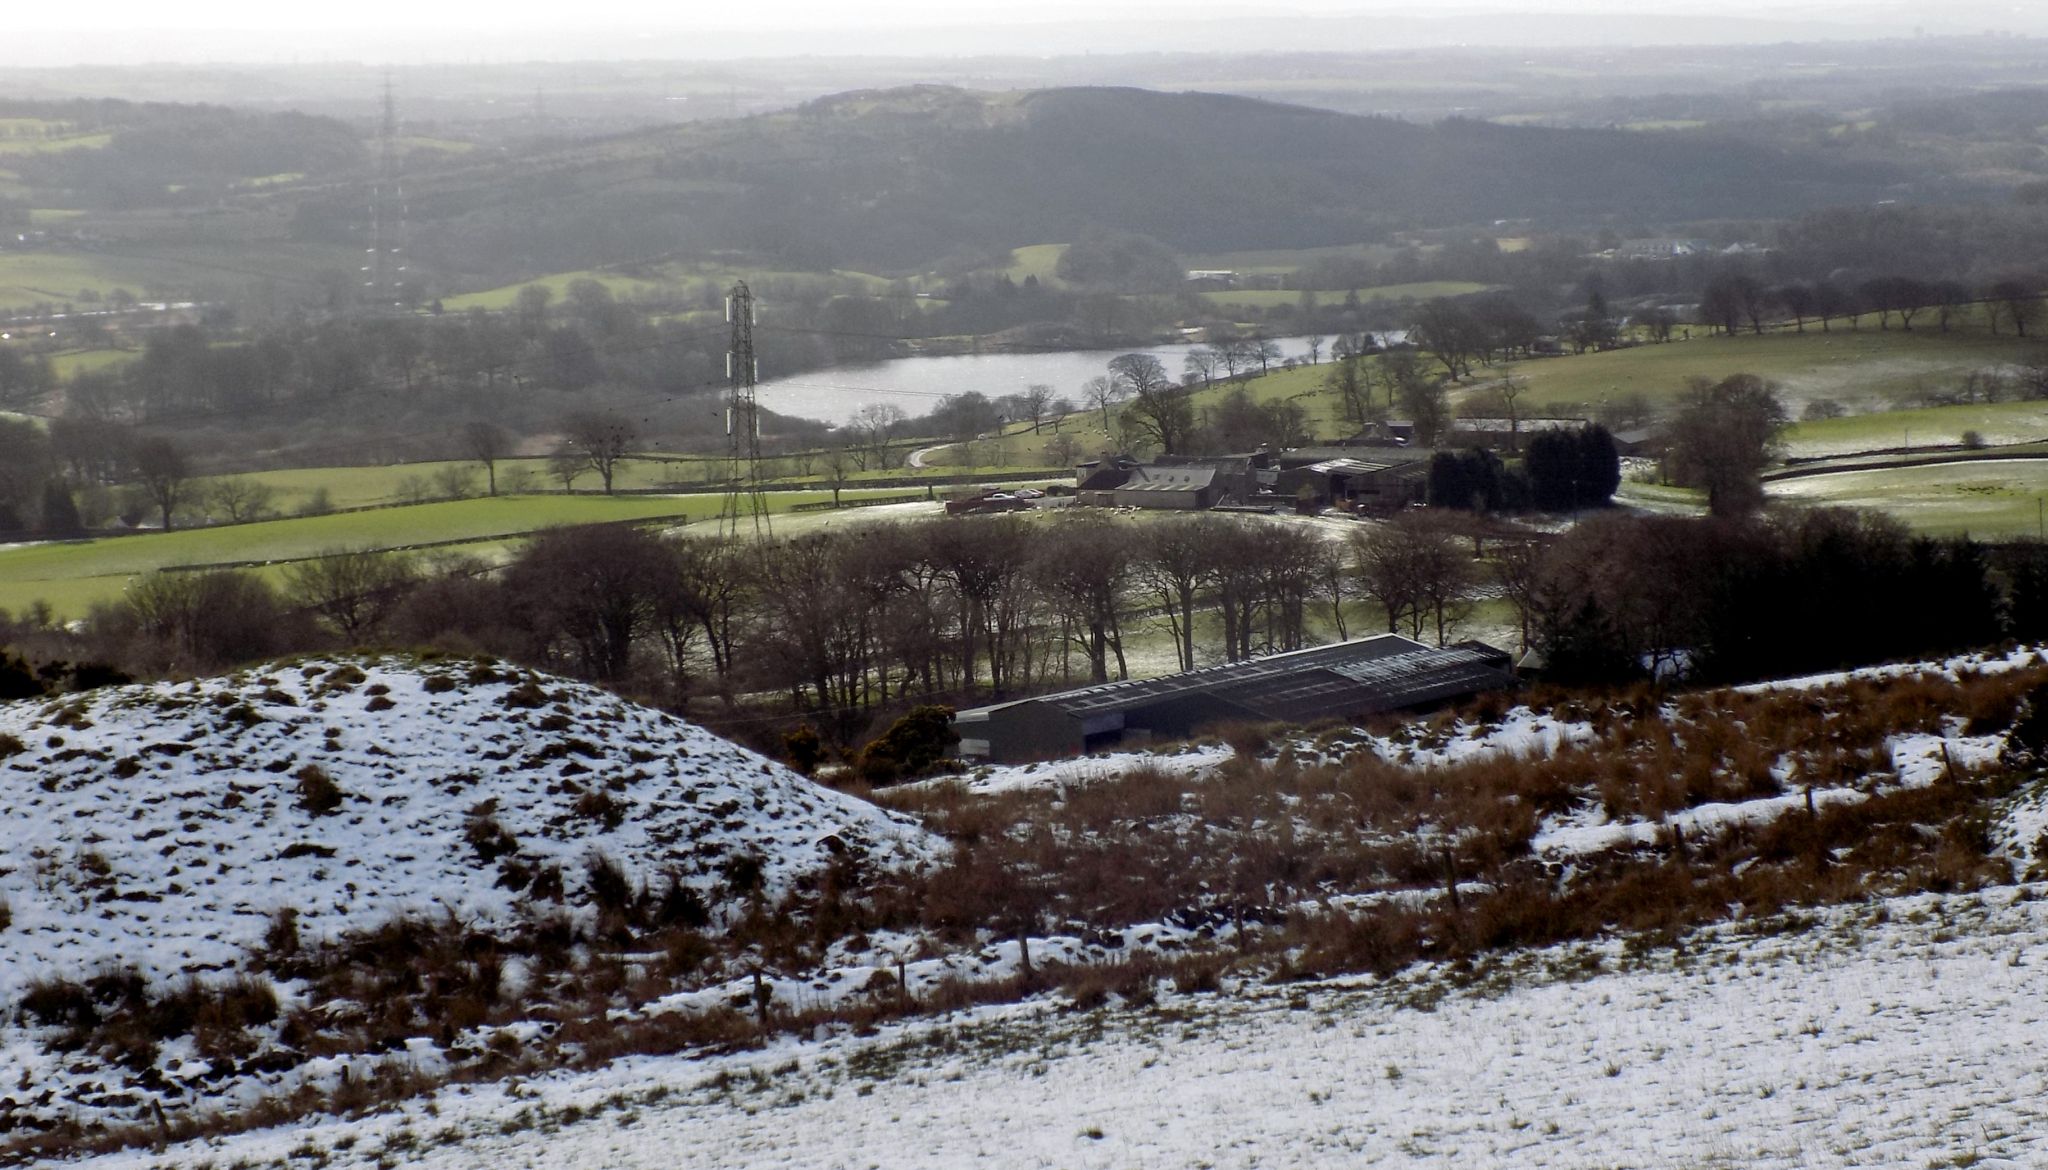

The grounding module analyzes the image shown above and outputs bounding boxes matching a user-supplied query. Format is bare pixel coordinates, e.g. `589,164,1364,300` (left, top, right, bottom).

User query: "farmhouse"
953,633,1514,763
1076,453,1275,510
1113,463,1223,509
1274,447,1433,512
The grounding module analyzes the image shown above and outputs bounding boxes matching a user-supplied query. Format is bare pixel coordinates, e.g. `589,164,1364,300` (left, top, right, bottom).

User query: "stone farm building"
1075,453,1273,509
953,633,1515,763
1273,448,1434,513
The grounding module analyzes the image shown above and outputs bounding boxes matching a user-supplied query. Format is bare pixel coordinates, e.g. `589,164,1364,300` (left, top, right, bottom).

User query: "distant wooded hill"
339,85,1910,280
0,98,365,210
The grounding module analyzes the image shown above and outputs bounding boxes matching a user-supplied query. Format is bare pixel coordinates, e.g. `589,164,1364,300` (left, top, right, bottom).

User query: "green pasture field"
1765,458,2048,539
1183,244,1388,276
1198,281,1489,311
1487,325,2033,415
204,458,730,513
0,130,110,156
231,172,305,190
1178,360,1355,436
44,348,133,378
442,262,894,312
1102,323,2046,457
995,244,1069,287
1615,479,1708,516
204,454,1071,515
0,243,357,309
0,488,929,618
397,136,477,154
1784,399,2048,458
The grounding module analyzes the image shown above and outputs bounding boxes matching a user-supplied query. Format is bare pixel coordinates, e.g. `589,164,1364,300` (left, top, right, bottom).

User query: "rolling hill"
369,85,1912,280
0,655,943,1138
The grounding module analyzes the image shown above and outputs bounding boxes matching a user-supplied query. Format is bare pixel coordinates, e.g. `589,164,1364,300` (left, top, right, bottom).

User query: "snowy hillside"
0,655,942,1003
0,655,948,1144
13,644,2048,1162
66,884,2048,1170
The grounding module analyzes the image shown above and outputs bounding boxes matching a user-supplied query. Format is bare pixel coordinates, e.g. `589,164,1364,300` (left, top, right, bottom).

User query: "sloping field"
0,495,716,617
1766,457,2048,538
1784,398,2048,458
0,488,945,618
64,885,2048,1168
1497,327,2032,415
0,243,357,310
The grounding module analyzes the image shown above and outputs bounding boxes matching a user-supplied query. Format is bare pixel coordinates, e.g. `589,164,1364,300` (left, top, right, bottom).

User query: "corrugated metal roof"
971,635,1511,724
1120,466,1217,491
1308,458,1398,476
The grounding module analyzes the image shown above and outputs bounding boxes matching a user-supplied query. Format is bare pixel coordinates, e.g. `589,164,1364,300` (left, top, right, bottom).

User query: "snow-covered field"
15,644,2048,1164
69,884,2048,1169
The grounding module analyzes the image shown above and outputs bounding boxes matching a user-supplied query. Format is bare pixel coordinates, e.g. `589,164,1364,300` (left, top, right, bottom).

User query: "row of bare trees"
38,512,1503,744
1698,272,2043,337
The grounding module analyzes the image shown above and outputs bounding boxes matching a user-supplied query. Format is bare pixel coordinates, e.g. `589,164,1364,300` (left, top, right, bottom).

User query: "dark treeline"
1521,509,2012,686
1427,425,1621,514
24,281,865,466
1232,202,2048,346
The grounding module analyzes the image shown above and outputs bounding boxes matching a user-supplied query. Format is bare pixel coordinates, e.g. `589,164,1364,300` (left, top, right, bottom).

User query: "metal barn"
953,634,1514,763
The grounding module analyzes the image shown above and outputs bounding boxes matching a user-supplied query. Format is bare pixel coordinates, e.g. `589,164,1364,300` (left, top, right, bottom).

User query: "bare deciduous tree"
131,436,191,532
1082,375,1123,432
1351,512,1476,644
561,410,636,494
462,420,511,496
285,548,419,642
207,476,278,524
1110,353,1194,455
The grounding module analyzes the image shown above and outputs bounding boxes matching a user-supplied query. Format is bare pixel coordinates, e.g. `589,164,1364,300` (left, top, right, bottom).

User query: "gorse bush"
294,764,343,815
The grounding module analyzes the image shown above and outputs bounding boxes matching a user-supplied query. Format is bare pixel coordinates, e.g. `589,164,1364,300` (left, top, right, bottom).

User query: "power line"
718,281,770,540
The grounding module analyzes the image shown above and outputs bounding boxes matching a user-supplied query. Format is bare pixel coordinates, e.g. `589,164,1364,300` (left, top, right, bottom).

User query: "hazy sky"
7,0,1885,30
4,0,2039,64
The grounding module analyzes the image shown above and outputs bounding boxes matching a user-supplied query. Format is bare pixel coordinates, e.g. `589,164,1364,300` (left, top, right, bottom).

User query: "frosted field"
71,884,2048,1169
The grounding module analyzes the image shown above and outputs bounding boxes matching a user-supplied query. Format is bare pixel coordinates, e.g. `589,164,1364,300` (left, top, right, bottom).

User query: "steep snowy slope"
0,655,944,1004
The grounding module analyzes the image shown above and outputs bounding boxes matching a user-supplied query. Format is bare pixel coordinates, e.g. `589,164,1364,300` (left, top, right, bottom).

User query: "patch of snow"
68,887,2048,1170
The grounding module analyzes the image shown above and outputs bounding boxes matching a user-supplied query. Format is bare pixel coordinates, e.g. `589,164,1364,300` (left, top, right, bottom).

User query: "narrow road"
905,443,953,469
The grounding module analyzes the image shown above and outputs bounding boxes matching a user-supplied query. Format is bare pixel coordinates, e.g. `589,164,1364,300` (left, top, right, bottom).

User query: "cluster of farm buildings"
1067,417,1648,514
